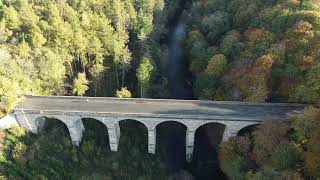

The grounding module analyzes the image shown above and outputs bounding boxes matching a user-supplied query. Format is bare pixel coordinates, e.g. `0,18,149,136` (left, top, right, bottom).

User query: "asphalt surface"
15,96,305,121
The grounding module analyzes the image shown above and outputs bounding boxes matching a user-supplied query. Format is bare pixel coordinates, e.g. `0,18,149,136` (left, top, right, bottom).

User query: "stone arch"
237,123,260,137
17,113,85,146
194,121,227,132
118,119,149,152
194,122,226,148
34,115,72,139
186,121,226,163
156,120,188,167
80,117,110,147
80,116,114,128
190,122,227,179
155,120,188,129
35,115,72,127
118,118,149,130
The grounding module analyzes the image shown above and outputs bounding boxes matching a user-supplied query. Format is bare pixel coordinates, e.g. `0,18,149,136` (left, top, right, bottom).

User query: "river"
166,13,227,180
167,15,193,100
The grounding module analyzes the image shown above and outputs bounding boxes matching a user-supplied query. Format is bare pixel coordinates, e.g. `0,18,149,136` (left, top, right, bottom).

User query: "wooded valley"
0,0,319,179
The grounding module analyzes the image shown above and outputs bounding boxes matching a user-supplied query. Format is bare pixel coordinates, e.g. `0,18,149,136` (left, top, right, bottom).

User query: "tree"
30,25,47,49
0,49,34,112
12,142,27,165
137,11,154,41
270,146,297,170
252,119,290,166
289,106,320,177
185,30,209,75
231,1,258,29
291,106,320,144
220,35,241,60
219,105,320,179
205,54,227,77
137,57,154,98
298,0,315,10
194,53,228,100
219,136,252,180
113,27,132,88
226,55,275,102
247,168,282,180
200,11,230,41
304,127,320,177
2,6,21,30
220,154,245,180
35,49,66,95
291,64,320,103
73,73,89,96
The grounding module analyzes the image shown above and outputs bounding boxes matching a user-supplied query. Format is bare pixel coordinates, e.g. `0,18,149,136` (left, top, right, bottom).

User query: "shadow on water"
190,124,228,180
165,11,228,180
167,14,193,100
156,121,187,173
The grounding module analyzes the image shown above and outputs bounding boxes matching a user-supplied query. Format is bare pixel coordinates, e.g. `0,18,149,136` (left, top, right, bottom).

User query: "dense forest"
219,107,320,179
0,0,181,179
0,0,184,116
185,1,319,178
0,0,320,179
186,0,320,103
0,120,171,179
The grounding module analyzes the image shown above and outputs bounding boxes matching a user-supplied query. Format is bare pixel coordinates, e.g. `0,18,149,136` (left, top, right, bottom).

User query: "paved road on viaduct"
16,96,304,121
12,95,306,162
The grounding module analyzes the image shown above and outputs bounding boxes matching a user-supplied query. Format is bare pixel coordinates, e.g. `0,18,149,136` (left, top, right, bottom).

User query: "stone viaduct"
8,96,305,162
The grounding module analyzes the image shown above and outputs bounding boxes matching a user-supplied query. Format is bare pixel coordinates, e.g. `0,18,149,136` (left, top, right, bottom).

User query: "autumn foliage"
186,0,320,103
219,106,320,179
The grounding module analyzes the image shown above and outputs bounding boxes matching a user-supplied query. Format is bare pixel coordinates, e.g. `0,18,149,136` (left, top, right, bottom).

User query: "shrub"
12,142,27,165
249,168,282,180
291,106,320,144
115,87,132,98
252,119,290,165
220,154,245,180
270,146,297,170
304,127,320,177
